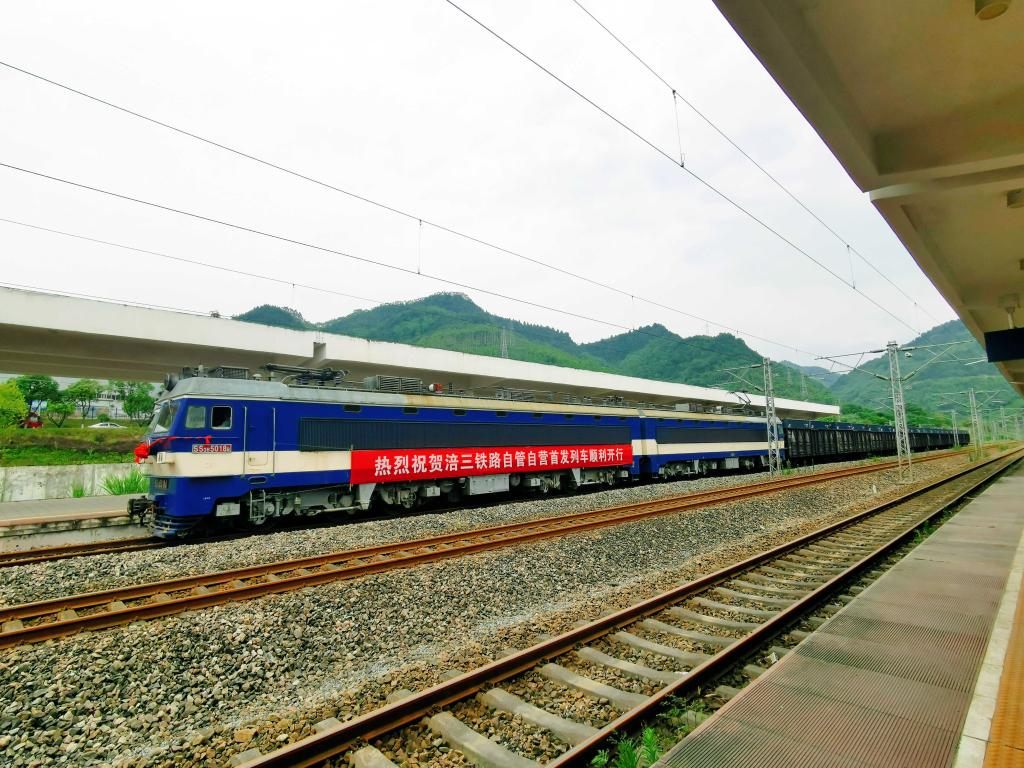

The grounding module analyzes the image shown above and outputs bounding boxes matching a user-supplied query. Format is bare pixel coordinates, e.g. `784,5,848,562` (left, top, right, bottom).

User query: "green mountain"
234,293,833,402
237,295,609,370
827,320,1022,420
234,294,1022,425
582,325,834,402
235,305,310,331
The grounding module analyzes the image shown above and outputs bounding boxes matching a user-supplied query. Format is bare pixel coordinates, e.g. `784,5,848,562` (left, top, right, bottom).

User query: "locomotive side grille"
364,375,425,394
212,366,250,379
298,418,631,451
495,388,536,401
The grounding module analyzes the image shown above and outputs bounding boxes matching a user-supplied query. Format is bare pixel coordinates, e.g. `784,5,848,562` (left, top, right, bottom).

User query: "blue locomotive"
129,367,967,537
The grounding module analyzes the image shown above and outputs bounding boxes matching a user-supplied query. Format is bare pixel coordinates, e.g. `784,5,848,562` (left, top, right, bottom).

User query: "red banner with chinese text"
350,444,632,484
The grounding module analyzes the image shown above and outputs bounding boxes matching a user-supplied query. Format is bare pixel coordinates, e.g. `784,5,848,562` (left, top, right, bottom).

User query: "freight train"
129,367,968,537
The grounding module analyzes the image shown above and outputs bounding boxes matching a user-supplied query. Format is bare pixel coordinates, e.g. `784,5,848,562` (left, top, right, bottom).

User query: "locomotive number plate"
192,444,233,454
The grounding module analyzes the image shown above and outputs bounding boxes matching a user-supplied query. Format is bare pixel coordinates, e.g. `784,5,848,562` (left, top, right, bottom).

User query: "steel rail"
0,537,165,568
0,451,959,644
0,510,406,568
547,451,1023,766
234,448,1021,768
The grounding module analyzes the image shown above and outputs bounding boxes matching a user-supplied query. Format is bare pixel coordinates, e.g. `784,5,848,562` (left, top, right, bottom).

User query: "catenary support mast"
886,341,912,481
763,358,782,478
969,388,983,455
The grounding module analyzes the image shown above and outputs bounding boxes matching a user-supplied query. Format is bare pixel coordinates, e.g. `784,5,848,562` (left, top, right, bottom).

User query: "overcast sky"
0,0,955,369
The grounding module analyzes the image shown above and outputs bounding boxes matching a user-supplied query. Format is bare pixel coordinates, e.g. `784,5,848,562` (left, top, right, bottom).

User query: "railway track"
223,447,1021,768
0,450,960,570
0,448,970,648
0,536,165,568
0,507,445,568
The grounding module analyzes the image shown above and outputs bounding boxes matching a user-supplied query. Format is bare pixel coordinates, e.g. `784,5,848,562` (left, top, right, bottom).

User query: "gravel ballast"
1,456,928,606
0,452,977,766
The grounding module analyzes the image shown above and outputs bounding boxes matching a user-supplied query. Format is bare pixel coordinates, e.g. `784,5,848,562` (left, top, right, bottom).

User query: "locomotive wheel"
241,511,276,531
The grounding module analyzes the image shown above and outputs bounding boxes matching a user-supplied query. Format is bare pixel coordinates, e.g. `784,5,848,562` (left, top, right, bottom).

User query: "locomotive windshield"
149,400,180,433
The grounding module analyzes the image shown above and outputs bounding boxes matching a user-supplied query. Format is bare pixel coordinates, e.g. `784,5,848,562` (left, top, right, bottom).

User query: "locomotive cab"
130,389,246,537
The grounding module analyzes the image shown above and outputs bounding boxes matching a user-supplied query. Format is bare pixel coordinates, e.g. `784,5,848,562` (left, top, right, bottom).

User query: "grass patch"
0,427,141,466
591,728,664,768
101,470,148,495
913,520,936,544
640,728,661,765
0,446,133,467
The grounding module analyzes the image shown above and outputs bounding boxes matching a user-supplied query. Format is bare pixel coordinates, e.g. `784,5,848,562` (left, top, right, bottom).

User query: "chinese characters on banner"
350,444,633,484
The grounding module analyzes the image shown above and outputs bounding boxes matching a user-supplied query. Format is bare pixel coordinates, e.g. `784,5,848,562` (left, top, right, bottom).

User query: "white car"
88,422,125,429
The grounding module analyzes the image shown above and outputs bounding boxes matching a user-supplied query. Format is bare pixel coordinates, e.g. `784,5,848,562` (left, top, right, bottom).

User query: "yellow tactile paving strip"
984,581,1024,767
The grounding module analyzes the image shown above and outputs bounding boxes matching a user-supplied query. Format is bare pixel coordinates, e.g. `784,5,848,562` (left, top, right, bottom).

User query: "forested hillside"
235,294,833,402
234,295,1022,424
827,320,1022,419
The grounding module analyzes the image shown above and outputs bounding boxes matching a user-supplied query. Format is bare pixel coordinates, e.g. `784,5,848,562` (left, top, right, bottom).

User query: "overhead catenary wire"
567,0,937,324
0,216,384,309
0,206,829,399
1,163,821,373
443,0,921,337
0,279,220,317
816,340,975,384
0,60,826,361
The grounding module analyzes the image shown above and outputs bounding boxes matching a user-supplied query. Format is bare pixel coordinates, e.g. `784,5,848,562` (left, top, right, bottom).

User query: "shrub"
101,470,148,495
0,382,28,427
45,397,74,427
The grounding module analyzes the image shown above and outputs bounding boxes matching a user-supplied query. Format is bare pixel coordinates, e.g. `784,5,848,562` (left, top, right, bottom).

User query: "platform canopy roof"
714,0,1024,398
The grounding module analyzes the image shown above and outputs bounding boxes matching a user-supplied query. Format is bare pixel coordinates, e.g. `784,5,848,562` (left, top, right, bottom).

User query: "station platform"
0,494,134,525
0,494,144,551
656,463,1024,768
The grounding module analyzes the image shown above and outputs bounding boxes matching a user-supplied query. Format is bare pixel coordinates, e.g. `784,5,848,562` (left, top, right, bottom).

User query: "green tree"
906,403,949,427
112,381,157,425
45,396,74,427
64,379,103,426
839,402,890,425
13,374,59,413
0,381,28,427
